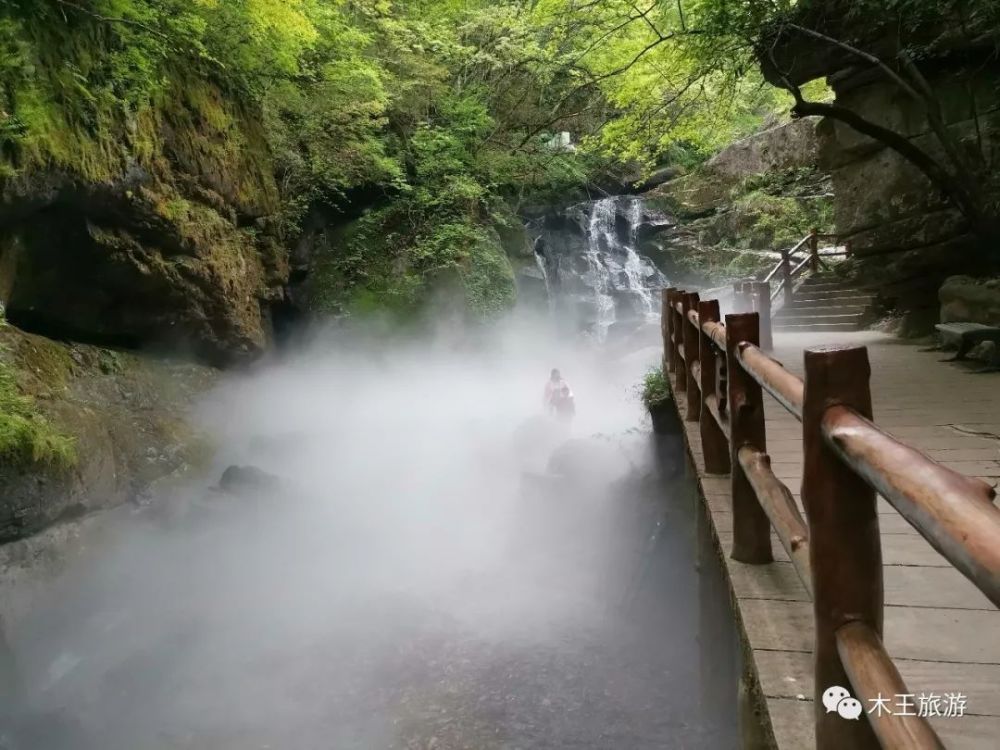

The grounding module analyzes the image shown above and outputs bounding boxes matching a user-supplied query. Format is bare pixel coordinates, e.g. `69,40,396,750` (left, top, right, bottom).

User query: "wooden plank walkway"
673,330,1000,749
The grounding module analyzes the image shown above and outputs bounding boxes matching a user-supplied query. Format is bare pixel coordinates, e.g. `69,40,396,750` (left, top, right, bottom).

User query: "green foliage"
730,167,834,249
640,367,671,408
0,359,76,469
1,0,842,320
454,226,516,318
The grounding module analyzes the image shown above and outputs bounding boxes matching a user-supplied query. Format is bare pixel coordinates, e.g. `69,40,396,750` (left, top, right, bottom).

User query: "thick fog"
0,314,738,749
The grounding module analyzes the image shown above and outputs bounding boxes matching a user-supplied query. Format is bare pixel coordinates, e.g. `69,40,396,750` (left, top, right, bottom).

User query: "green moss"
728,167,834,249
0,359,76,470
13,334,75,391
307,211,516,321
98,349,128,375
459,227,516,319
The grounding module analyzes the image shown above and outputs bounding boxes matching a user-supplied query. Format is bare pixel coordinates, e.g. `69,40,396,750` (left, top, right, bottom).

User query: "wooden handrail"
704,394,730,440
788,233,814,256
836,622,945,749
823,405,1000,607
659,289,1000,750
701,319,726,350
761,230,821,285
736,343,804,420
757,229,845,307
738,446,812,594
791,253,812,276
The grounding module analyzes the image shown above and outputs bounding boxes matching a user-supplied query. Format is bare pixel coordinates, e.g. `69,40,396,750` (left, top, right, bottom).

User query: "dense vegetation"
3,1,991,318
0,0,803,318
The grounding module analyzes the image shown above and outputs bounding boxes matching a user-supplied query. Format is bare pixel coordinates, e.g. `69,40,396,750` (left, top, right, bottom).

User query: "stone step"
775,303,869,318
775,311,865,323
789,290,872,302
797,281,849,291
800,274,842,283
773,320,866,332
784,297,870,310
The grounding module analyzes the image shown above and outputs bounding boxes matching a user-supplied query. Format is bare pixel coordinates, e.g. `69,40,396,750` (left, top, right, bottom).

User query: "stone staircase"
772,272,875,332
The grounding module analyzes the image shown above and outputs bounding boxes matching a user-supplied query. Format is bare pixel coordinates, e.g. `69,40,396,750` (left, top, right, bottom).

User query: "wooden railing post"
754,281,773,350
734,282,751,314
725,313,773,564
662,287,677,374
809,227,820,272
698,300,730,474
683,292,701,420
673,290,687,393
781,250,793,306
802,346,882,750
670,289,683,376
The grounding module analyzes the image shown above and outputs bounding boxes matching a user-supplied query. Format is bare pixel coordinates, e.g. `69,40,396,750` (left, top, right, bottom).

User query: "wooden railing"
660,287,1000,750
758,229,847,306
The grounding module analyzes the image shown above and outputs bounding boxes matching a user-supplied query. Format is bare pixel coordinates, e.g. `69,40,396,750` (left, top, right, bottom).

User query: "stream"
0,198,740,749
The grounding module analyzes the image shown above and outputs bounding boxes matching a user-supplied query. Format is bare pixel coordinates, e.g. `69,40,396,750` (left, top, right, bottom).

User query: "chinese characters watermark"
823,686,967,720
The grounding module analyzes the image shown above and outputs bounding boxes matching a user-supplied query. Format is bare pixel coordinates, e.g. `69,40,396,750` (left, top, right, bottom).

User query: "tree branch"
54,0,171,41
766,42,984,230
785,23,922,101
782,23,987,220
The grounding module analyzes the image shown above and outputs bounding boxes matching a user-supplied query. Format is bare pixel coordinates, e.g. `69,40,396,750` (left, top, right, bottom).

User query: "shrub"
641,367,672,409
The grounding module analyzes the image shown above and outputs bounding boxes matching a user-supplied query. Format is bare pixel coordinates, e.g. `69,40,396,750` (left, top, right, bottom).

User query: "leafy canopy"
0,0,817,316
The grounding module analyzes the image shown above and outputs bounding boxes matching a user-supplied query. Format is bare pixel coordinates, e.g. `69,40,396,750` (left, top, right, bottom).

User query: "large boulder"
703,117,821,183
0,325,215,543
651,118,822,218
939,276,1000,325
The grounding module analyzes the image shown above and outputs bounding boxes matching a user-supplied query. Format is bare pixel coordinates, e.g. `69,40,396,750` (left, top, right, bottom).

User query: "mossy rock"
0,27,286,365
0,322,216,542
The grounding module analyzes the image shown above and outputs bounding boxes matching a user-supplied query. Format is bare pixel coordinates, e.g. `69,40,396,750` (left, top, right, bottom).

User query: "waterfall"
583,196,664,340
585,198,619,340
524,193,668,342
620,197,656,317
533,242,556,313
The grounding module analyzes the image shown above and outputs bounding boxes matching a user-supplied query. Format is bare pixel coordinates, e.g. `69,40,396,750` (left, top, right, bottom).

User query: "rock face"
761,7,1000,331
0,325,215,543
812,70,999,330
702,117,821,186
0,80,288,365
636,119,831,288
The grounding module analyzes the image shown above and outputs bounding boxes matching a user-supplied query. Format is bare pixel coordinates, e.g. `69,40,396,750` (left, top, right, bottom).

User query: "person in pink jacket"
543,369,575,420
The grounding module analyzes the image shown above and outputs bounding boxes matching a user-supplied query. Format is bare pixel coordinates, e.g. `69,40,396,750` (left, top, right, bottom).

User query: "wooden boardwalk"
674,330,1000,749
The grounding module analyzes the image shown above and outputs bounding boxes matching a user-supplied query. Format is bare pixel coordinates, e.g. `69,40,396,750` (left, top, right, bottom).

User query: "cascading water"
523,193,668,342
584,198,620,339
619,197,657,317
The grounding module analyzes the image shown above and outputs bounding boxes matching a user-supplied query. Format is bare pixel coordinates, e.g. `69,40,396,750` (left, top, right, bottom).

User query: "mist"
0,313,738,750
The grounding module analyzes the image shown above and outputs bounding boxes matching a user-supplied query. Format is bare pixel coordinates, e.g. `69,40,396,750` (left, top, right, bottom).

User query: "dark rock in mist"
217,465,283,497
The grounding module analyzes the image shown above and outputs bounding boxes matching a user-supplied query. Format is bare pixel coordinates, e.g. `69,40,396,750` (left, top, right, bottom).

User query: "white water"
533,249,556,313
584,198,619,340
583,197,663,340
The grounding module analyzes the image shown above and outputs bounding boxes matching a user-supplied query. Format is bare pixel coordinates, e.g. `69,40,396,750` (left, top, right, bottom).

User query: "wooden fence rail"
755,228,851,309
660,286,1000,750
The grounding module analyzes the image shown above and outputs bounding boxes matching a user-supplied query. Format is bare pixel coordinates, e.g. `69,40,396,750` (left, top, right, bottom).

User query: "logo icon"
822,685,861,719
837,697,863,720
